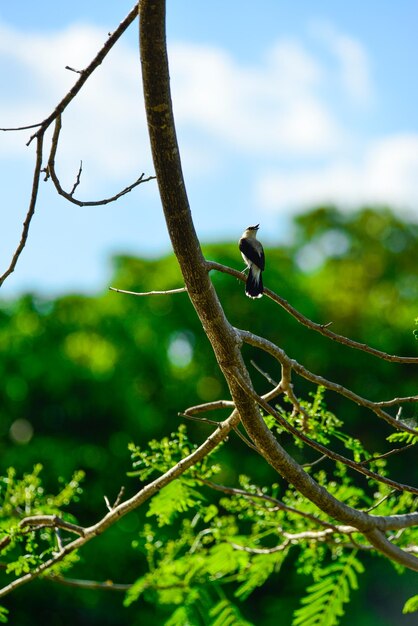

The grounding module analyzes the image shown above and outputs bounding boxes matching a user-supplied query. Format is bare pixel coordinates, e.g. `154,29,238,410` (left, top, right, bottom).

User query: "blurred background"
0,1,417,625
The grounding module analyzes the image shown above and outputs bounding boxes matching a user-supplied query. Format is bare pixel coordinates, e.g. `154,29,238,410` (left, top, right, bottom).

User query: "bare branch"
47,574,131,592
183,400,234,415
65,66,84,75
207,261,418,364
0,4,145,287
375,396,418,407
239,329,418,437
104,486,126,512
0,134,44,287
250,360,278,387
233,355,418,495
358,444,416,466
19,515,85,536
179,412,222,426
364,490,397,513
69,160,83,196
45,115,155,206
110,286,187,297
301,455,328,468
0,123,43,132
200,479,340,530
230,540,290,554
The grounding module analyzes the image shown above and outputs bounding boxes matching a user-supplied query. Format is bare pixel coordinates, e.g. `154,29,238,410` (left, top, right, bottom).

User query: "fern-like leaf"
209,599,254,626
147,479,203,526
292,551,364,626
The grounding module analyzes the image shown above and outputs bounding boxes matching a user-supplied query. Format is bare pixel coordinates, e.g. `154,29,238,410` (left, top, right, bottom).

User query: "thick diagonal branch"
140,0,417,571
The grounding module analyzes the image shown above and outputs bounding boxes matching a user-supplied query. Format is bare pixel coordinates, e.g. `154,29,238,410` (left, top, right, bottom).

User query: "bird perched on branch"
239,224,265,299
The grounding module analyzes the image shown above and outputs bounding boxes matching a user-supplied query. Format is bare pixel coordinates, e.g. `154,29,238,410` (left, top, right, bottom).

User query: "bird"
238,224,265,299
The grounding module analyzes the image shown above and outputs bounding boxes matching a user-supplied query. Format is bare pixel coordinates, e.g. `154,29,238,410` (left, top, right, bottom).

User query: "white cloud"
170,39,344,155
257,134,418,213
312,22,373,105
0,17,415,219
0,22,350,186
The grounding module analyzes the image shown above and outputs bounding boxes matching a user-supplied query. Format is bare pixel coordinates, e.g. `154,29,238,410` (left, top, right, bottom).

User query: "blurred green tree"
1,206,417,625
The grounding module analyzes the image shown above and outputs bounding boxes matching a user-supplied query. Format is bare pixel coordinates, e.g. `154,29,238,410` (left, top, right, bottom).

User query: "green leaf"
147,479,203,526
292,551,363,626
209,599,254,626
235,550,288,599
403,594,418,614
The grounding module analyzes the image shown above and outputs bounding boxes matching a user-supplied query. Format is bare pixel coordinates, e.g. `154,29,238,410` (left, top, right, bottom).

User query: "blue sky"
1,1,417,297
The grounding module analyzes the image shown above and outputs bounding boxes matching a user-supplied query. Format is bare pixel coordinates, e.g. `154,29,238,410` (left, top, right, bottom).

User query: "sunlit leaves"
292,551,364,626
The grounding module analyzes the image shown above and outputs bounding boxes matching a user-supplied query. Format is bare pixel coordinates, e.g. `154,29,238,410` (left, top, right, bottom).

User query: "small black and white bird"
239,224,265,299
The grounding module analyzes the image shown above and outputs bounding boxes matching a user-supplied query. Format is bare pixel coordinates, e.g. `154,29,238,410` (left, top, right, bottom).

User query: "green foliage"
147,479,204,527
0,466,83,582
292,551,364,626
387,430,418,445
403,594,418,614
120,411,418,626
209,598,254,626
1,207,417,625
277,387,369,463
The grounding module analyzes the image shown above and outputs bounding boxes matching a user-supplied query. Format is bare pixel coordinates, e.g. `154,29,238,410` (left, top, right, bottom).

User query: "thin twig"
180,409,260,453
69,161,83,196
230,540,290,554
179,412,221,426
250,360,278,386
110,286,187,296
19,515,85,536
65,66,84,75
358,444,416,466
375,396,418,407
46,115,155,206
46,574,131,592
364,490,397,513
301,455,328,468
0,3,143,288
182,400,234,415
0,134,44,287
200,479,340,530
0,122,43,132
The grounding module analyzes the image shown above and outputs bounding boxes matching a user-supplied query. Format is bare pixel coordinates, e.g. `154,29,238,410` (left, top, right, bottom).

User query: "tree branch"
45,115,155,206
206,261,418,364
138,0,418,572
0,134,44,287
0,410,238,599
239,329,418,437
109,286,187,296
19,515,85,536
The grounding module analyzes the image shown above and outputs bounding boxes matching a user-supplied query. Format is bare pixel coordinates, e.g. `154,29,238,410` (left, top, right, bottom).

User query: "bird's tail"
245,267,263,299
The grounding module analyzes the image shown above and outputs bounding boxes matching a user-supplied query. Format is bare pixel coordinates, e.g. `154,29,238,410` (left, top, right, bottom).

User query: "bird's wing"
239,238,265,270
